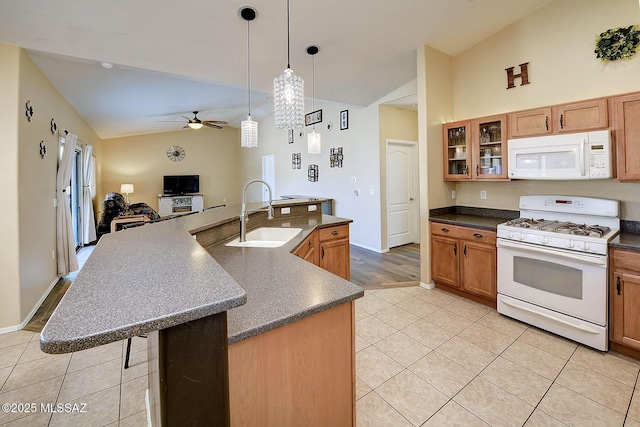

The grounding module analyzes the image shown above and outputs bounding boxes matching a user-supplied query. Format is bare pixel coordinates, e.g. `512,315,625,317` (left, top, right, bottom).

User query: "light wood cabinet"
443,115,508,181
431,221,497,304
610,248,640,352
319,225,350,281
294,224,350,281
509,107,553,138
613,92,640,181
508,99,608,139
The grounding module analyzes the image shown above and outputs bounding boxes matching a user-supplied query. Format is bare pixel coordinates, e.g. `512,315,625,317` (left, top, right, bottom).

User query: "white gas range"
496,195,620,351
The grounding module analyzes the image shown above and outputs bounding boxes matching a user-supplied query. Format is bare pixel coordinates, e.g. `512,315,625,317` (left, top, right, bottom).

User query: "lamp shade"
307,130,321,154
274,68,305,128
241,115,259,148
120,184,134,194
188,122,204,130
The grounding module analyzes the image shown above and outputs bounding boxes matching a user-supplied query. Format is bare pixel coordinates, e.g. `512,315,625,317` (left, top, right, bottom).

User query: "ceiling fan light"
241,115,258,148
274,68,304,128
308,129,321,154
188,122,203,129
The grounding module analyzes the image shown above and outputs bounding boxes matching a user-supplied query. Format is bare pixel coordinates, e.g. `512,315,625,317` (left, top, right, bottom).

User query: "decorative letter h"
506,62,530,89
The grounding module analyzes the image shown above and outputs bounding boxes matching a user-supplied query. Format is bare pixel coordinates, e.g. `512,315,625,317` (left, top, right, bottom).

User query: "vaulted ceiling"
0,0,552,138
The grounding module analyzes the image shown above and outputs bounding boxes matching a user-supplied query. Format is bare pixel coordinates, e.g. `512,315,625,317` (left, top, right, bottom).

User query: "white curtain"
56,133,79,276
81,144,97,244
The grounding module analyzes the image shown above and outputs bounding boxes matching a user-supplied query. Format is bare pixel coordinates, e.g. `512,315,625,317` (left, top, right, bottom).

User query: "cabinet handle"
454,243,457,256
473,233,483,238
441,228,449,233
322,247,325,259
617,276,621,295
560,114,564,129
476,165,479,176
331,230,339,235
464,244,467,256
545,116,549,130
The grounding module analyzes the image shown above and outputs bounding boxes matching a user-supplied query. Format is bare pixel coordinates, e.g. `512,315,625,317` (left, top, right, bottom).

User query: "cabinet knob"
331,230,339,235
309,240,313,246
473,233,483,238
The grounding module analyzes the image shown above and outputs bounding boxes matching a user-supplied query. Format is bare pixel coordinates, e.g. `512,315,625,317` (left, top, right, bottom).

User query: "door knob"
409,197,414,202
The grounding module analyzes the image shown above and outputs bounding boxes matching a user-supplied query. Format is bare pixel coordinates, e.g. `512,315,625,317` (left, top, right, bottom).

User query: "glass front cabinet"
443,115,509,181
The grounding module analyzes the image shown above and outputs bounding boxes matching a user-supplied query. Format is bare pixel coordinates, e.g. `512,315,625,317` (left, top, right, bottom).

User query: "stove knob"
519,232,526,240
584,242,590,251
539,236,548,245
566,240,574,249
508,231,514,239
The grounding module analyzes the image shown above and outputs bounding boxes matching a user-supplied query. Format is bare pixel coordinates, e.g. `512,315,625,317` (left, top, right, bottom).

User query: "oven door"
497,238,607,325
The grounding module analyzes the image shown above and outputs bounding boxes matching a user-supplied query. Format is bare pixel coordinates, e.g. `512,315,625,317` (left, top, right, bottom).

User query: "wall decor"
288,129,294,144
305,109,323,126
167,145,186,162
330,147,343,168
39,141,47,159
326,122,333,132
340,110,349,130
50,118,57,134
292,153,301,169
25,100,34,122
595,25,640,61
505,62,530,89
308,164,318,182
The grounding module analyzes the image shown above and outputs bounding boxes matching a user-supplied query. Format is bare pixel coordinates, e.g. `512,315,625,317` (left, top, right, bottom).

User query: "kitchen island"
40,198,363,426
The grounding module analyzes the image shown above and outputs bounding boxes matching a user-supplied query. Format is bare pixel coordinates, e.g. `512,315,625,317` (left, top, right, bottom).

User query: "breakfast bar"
40,199,363,426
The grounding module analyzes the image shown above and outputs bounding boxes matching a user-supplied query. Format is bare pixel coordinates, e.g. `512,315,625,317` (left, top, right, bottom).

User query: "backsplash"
429,205,519,220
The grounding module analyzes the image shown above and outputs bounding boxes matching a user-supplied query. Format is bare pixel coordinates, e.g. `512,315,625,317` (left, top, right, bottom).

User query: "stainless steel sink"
225,227,303,248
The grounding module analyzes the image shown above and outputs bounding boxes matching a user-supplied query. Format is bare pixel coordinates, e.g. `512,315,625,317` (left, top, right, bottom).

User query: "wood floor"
23,243,420,332
349,243,420,290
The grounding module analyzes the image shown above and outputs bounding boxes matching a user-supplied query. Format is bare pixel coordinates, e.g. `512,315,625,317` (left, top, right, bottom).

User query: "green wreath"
595,25,640,61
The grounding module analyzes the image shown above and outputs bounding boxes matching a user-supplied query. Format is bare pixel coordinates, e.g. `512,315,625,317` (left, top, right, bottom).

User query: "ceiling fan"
159,111,227,130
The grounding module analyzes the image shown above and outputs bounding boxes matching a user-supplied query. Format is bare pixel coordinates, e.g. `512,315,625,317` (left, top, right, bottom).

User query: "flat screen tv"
163,175,200,195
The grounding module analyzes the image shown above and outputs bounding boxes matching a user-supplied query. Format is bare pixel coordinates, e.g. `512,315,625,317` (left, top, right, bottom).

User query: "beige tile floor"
356,287,640,427
1,286,640,426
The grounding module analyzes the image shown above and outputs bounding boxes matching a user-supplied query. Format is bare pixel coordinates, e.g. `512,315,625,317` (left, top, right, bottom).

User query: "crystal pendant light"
307,45,321,154
240,7,258,148
274,0,304,129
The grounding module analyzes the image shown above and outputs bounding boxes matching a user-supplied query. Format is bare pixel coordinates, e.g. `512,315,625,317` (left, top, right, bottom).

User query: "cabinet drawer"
318,224,349,241
431,222,496,245
612,248,640,271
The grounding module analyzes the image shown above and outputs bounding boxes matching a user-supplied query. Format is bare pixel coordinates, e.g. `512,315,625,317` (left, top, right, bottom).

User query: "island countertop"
40,200,363,352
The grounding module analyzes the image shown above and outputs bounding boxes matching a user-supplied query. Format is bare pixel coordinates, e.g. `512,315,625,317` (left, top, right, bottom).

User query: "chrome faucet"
239,179,274,242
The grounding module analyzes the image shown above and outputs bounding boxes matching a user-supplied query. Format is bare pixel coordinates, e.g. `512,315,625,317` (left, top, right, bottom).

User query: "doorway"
262,154,275,202
386,140,419,249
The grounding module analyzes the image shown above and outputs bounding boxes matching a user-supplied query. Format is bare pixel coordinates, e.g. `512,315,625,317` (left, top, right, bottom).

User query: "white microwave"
508,130,612,180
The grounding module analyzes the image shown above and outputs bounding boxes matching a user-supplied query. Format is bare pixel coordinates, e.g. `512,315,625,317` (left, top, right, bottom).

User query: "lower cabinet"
430,221,497,304
294,224,350,281
610,248,640,353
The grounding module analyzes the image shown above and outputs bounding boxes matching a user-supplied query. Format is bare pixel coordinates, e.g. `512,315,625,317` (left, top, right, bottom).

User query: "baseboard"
420,281,435,290
350,242,387,253
0,276,61,335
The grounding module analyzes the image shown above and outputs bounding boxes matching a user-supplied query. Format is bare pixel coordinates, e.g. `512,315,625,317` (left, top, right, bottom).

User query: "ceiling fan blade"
203,122,223,129
203,120,228,125
182,124,190,129
158,120,187,123
181,115,194,121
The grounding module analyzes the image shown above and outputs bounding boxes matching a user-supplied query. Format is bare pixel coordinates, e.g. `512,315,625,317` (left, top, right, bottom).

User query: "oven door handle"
500,297,600,334
497,238,606,266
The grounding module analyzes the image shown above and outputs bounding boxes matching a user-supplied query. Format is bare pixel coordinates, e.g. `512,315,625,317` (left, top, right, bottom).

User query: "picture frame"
305,109,323,126
288,129,294,144
340,109,349,130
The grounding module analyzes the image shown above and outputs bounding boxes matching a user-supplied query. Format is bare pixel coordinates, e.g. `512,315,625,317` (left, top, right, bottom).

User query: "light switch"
369,189,376,196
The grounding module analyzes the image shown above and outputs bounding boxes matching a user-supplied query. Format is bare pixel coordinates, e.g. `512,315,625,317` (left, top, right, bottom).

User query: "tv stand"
158,194,204,216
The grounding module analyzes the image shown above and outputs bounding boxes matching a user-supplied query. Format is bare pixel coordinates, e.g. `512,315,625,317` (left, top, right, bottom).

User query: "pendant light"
307,45,321,154
273,0,304,129
240,7,258,148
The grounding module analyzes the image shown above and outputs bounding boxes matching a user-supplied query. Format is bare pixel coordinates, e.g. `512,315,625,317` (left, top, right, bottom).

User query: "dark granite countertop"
429,206,518,231
609,232,640,251
40,199,362,353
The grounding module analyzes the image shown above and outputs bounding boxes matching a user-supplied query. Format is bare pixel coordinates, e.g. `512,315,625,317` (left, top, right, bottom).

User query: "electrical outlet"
308,205,317,212
452,190,457,199
281,207,291,215
52,250,55,260
369,189,376,196
480,190,487,200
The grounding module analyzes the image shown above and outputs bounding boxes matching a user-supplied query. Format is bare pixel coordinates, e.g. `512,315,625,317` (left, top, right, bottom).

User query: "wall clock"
167,145,185,162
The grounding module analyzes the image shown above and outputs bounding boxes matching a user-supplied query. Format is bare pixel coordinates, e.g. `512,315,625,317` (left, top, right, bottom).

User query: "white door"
262,155,275,202
387,140,418,248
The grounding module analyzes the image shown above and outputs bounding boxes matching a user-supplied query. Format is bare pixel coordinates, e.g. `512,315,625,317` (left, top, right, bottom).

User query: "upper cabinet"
508,107,553,138
443,115,508,181
508,99,608,139
614,92,640,181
